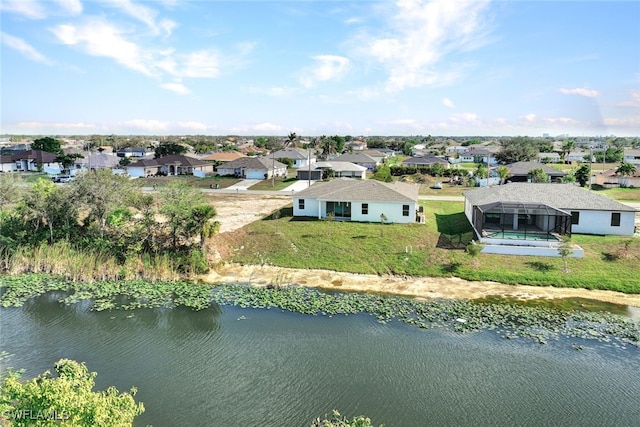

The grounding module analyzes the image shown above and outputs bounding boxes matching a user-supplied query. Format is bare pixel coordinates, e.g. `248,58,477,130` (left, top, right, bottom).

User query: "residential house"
565,150,588,163
125,154,213,178
594,168,640,188
347,140,367,151
216,156,287,179
200,152,247,163
537,152,561,163
360,149,389,164
12,150,61,173
117,147,148,158
402,156,450,168
297,161,367,181
463,183,636,256
293,178,420,224
464,145,500,166
333,153,379,170
623,148,640,166
505,161,566,182
270,148,316,169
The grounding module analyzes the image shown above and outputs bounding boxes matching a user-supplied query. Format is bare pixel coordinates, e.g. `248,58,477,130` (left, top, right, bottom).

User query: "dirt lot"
206,193,291,233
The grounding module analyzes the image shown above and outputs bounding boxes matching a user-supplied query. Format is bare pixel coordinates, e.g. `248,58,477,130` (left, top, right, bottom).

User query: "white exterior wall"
217,166,236,176
569,210,635,236
0,162,15,172
350,201,416,224
293,197,321,217
293,198,416,224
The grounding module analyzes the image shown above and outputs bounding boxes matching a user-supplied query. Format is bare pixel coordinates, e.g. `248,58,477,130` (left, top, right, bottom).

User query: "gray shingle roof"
463,183,636,212
221,156,287,169
295,178,418,202
271,148,308,160
312,161,367,172
333,153,377,164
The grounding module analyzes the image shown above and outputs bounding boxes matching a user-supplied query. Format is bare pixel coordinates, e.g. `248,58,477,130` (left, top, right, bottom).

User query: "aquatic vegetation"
1,274,638,348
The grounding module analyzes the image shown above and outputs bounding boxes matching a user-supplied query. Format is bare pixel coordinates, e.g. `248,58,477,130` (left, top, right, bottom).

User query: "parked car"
51,175,73,183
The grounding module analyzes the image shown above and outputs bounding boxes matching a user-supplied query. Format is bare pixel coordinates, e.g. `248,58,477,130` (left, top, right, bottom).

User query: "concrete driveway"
225,179,262,190
281,180,313,193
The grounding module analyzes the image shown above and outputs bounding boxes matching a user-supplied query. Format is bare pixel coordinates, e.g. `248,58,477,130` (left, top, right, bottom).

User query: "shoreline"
202,263,640,308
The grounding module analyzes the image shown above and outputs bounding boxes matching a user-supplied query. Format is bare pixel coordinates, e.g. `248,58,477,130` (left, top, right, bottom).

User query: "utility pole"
307,145,311,187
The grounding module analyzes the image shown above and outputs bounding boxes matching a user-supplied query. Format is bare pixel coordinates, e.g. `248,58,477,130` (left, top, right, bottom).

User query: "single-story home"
506,161,566,182
11,150,61,172
402,156,450,168
537,152,561,163
217,156,287,179
463,182,636,256
623,148,640,167
293,178,420,224
333,153,379,170
126,154,213,177
117,147,148,158
270,148,316,169
594,168,640,188
297,161,368,181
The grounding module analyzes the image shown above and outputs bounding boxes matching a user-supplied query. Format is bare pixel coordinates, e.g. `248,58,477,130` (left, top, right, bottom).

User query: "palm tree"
188,204,219,251
496,165,509,184
616,162,636,188
561,139,577,163
286,132,298,148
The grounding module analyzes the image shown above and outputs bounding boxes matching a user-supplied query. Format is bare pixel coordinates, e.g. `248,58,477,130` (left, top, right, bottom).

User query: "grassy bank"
0,241,207,282
227,201,640,294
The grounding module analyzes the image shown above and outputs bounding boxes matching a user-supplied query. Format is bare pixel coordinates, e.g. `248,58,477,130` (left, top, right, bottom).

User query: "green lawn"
591,185,640,202
230,200,640,294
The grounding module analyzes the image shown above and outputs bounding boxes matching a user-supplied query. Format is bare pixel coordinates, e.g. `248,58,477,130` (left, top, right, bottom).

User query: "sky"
1,0,639,137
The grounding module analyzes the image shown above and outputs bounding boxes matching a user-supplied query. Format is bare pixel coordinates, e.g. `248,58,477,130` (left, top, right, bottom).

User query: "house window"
362,203,368,215
611,212,621,227
571,211,580,225
298,199,305,210
402,205,410,217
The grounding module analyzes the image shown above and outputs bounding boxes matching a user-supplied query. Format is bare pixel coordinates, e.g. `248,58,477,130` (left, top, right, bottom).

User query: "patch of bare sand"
206,194,290,233
201,264,640,308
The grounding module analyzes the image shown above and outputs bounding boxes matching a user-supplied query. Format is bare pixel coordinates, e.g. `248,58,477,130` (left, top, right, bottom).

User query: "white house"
270,148,316,169
464,183,636,238
333,153,379,170
293,178,420,224
0,155,15,172
217,156,287,179
623,148,640,166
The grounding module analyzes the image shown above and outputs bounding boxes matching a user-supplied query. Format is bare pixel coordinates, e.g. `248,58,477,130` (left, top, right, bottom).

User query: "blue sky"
1,0,639,137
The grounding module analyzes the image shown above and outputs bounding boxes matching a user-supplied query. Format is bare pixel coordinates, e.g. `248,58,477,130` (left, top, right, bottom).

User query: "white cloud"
0,0,46,19
121,119,170,132
442,97,455,108
160,82,191,95
180,50,221,78
603,117,640,128
558,87,599,97
345,17,362,24
524,113,537,123
53,0,83,15
104,0,177,36
16,121,96,130
178,121,208,132
356,0,492,92
246,86,299,97
1,32,53,65
252,122,285,133
615,89,640,108
52,19,156,76
300,55,350,88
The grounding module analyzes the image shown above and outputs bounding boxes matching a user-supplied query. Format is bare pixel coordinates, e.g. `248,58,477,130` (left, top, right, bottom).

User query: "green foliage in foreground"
230,202,640,294
0,359,144,427
311,410,381,427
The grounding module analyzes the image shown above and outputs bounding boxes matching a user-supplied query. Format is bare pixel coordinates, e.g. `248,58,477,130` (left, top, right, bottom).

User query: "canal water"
1,293,639,426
